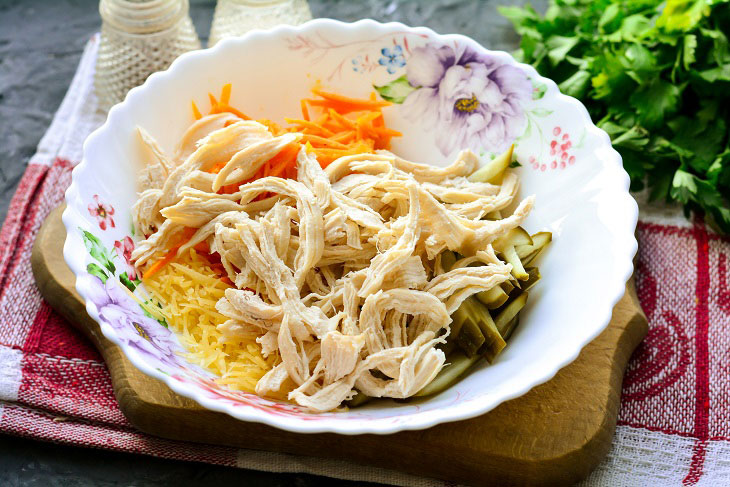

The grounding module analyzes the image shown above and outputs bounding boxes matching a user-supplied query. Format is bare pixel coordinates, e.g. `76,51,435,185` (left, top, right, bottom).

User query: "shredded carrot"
311,142,371,166
217,103,250,120
143,249,177,279
310,86,391,109
268,143,301,178
300,99,310,121
285,164,298,179
143,227,197,278
373,127,402,137
219,183,240,195
284,118,335,136
304,99,390,115
156,82,403,283
330,131,356,143
220,83,232,105
301,134,349,149
327,108,356,129
357,111,383,124
191,101,202,120
257,119,283,135
184,83,400,185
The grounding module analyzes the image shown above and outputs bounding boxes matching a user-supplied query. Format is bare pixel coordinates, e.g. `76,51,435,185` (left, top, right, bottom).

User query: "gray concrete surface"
0,0,535,485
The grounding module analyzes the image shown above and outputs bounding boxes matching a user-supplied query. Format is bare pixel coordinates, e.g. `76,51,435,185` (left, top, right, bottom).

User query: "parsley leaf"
630,78,681,129
502,0,730,233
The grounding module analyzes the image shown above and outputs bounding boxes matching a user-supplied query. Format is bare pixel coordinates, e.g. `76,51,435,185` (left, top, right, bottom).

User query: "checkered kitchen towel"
1,35,729,486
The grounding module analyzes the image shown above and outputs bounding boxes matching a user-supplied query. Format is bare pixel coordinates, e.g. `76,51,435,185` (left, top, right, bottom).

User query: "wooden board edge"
531,295,647,485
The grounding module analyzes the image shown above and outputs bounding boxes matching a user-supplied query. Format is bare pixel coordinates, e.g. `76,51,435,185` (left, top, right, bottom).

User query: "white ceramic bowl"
63,19,637,434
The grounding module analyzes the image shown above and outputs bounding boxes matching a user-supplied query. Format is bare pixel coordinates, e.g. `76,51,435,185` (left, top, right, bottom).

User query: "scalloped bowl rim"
63,18,638,435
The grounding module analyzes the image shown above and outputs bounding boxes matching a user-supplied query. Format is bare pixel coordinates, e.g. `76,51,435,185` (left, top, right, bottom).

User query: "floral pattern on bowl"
287,29,583,169
394,42,532,155
63,19,637,434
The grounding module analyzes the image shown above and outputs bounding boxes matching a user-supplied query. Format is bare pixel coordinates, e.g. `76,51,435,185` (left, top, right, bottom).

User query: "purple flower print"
379,45,406,74
85,275,181,368
402,43,531,156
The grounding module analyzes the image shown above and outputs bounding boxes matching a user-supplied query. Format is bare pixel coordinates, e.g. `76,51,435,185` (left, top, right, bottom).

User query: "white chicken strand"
131,121,534,412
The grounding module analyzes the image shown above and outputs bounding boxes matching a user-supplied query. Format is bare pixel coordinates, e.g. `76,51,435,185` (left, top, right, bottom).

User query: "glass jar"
208,0,312,47
95,0,201,111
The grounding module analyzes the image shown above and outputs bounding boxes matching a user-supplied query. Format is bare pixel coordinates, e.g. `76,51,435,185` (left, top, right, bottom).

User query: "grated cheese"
143,249,277,392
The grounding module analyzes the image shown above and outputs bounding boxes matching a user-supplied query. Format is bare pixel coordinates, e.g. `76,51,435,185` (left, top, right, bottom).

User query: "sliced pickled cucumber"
501,315,520,341
476,285,509,309
444,295,475,356
515,245,540,261
501,280,516,294
516,231,552,266
457,315,485,357
485,210,503,220
521,267,541,292
465,297,506,362
415,351,480,397
450,305,468,340
494,292,529,337
468,144,514,184
503,245,529,280
530,231,552,249
492,226,533,253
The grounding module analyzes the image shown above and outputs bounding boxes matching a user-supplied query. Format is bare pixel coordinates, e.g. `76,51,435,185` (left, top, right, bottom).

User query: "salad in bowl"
63,19,637,434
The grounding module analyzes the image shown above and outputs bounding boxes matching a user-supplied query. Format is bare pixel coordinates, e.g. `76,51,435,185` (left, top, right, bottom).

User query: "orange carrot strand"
220,83,232,105
300,99,310,121
217,104,250,119
142,250,176,279
327,108,356,129
284,118,335,136
268,143,301,178
301,134,349,149
143,227,196,279
311,87,391,108
191,101,202,120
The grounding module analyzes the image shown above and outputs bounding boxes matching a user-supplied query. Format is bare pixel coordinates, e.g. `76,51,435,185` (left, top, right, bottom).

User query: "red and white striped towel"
1,35,729,486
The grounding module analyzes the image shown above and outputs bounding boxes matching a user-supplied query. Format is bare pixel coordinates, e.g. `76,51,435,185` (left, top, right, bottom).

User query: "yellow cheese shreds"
143,249,277,392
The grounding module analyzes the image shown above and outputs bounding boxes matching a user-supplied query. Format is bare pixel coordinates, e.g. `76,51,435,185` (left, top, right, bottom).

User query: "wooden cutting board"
31,205,647,486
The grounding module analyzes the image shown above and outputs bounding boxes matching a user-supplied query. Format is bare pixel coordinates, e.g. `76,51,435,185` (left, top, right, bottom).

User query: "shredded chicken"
132,121,536,412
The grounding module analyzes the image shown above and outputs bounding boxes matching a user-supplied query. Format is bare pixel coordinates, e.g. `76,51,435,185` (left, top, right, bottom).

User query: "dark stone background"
0,1,537,485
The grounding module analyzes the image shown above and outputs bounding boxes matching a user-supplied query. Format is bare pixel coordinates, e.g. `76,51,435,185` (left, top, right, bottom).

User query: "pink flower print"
530,126,575,171
114,236,137,280
88,195,115,230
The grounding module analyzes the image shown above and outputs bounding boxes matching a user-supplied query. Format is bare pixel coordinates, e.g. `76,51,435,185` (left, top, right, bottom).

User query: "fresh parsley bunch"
500,0,730,232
